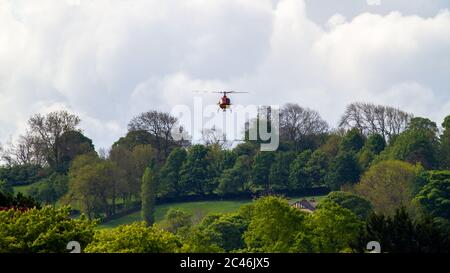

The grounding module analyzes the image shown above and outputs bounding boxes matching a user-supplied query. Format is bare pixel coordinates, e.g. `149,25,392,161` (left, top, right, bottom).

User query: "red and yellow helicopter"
193,90,248,112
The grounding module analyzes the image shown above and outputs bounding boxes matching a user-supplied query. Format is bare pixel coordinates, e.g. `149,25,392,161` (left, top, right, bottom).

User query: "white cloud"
0,0,449,149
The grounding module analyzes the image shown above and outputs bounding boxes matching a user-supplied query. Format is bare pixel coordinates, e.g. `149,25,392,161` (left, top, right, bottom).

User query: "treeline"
0,103,449,221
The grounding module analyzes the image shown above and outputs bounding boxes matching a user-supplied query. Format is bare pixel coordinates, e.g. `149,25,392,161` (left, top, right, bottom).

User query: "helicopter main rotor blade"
193,90,249,94
212,91,249,94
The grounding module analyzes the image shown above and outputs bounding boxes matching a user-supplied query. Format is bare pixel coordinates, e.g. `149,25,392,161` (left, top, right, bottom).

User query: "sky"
1,0,449,150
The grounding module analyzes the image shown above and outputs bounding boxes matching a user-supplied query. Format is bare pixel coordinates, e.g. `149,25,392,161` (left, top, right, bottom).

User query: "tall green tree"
358,133,386,170
158,148,187,198
27,111,82,171
440,115,450,169
415,170,450,221
142,166,158,226
305,150,329,187
355,160,420,217
325,152,360,190
269,152,295,191
56,130,95,173
0,179,13,196
340,128,365,153
179,145,212,196
109,144,156,202
243,196,307,252
306,201,362,253
217,155,251,195
65,154,124,219
354,207,450,253
288,150,312,190
251,152,275,193
380,117,440,169
186,213,250,252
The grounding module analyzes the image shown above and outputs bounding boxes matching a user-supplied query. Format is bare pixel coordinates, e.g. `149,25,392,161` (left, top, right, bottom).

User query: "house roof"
290,199,318,211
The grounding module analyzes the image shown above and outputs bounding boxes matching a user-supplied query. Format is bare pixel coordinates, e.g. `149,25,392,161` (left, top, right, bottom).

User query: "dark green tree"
158,148,187,198
160,208,193,234
415,170,450,221
243,196,307,252
56,130,95,173
188,213,250,252
141,166,158,226
0,179,13,196
354,207,450,253
380,117,440,169
326,152,360,190
179,145,212,195
269,152,295,191
288,150,312,190
319,191,373,220
0,206,95,253
358,133,386,170
340,128,365,153
251,152,275,193
217,155,251,195
305,150,328,187
440,115,450,169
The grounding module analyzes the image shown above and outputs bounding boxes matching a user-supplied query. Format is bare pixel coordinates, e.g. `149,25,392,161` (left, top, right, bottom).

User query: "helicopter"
193,90,248,111
212,91,249,111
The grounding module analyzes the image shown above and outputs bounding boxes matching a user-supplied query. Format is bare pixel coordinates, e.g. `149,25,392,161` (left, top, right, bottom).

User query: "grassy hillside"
13,184,36,195
99,195,325,229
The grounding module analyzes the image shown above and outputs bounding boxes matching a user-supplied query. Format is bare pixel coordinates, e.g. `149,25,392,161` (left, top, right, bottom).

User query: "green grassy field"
98,195,325,229
13,184,35,195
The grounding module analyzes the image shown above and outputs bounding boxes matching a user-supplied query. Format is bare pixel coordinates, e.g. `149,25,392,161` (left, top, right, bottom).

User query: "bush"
85,222,182,253
0,206,96,253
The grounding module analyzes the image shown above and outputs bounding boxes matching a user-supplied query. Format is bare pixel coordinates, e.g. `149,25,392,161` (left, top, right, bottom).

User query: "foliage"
354,207,450,253
128,110,183,159
379,117,440,169
112,130,155,151
243,196,307,252
0,179,13,196
325,151,360,190
158,148,187,198
304,150,329,187
415,170,450,220
357,133,386,170
251,152,275,193
0,164,52,186
185,213,250,252
288,150,312,190
319,191,373,220
64,154,125,219
355,160,420,217
85,222,181,253
279,103,329,151
55,130,95,173
217,155,251,195
109,144,156,202
159,208,193,234
27,173,68,204
269,152,295,191
0,206,96,253
304,201,362,253
141,166,158,226
340,128,365,153
0,191,40,209
440,115,450,169
179,145,214,195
